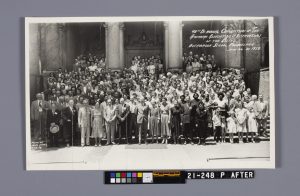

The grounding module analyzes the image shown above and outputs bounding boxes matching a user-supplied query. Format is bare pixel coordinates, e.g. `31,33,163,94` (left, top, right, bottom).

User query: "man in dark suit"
179,95,191,144
116,98,130,144
128,97,138,143
30,93,49,142
62,99,78,146
190,93,200,144
47,102,61,147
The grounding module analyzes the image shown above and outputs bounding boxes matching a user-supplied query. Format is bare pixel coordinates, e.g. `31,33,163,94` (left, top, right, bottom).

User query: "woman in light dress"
149,100,160,143
91,101,105,146
216,93,228,143
160,97,171,144
226,110,237,143
192,58,201,72
186,61,193,74
235,103,248,143
247,107,258,143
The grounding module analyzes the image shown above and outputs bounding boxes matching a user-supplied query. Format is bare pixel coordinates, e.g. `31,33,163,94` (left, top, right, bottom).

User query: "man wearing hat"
62,99,78,146
47,102,61,147
30,93,49,142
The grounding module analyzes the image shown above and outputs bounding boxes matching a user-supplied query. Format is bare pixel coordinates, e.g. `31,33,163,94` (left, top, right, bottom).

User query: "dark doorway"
262,41,269,68
124,22,164,67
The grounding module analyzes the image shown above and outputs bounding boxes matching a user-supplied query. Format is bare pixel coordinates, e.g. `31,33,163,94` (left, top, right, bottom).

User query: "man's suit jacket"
47,109,60,127
30,100,49,121
62,106,78,127
116,104,130,124
78,106,91,128
180,102,191,124
253,100,269,119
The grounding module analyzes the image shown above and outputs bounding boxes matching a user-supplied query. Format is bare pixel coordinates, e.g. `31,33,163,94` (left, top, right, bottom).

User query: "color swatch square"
132,172,137,177
137,177,143,183
121,178,126,183
132,178,137,183
127,172,131,178
127,178,131,183
138,172,143,178
110,172,115,178
121,172,126,178
116,173,121,178
116,178,121,183
110,178,116,183
142,173,153,183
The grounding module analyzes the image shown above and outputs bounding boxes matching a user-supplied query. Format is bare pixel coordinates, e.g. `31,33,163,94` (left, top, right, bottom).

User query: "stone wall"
29,24,41,101
182,19,269,71
244,19,269,72
39,23,66,71
182,20,226,68
29,23,105,101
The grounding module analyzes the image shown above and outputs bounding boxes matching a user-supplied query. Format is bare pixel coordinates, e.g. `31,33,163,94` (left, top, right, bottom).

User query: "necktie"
38,101,42,112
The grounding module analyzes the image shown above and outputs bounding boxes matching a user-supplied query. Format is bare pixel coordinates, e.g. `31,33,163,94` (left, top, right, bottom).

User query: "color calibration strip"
104,170,255,184
104,171,186,184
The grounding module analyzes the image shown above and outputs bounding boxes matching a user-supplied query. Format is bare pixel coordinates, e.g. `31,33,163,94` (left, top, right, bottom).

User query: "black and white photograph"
25,16,275,170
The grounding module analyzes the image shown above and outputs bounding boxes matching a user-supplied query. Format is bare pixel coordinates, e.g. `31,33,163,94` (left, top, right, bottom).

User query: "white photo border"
25,16,275,170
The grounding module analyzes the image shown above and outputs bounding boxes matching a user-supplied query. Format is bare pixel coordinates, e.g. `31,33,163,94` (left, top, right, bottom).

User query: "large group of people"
183,51,219,72
30,52,269,148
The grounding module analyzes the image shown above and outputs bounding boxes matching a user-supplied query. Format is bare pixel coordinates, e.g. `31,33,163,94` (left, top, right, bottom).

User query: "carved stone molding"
57,23,66,32
119,23,125,31
163,22,169,29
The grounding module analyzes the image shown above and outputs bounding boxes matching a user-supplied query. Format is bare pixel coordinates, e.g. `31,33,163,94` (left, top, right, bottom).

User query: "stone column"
164,22,169,69
103,23,109,66
164,21,183,71
57,23,66,69
179,23,184,69
29,23,42,100
119,23,125,68
104,22,124,70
